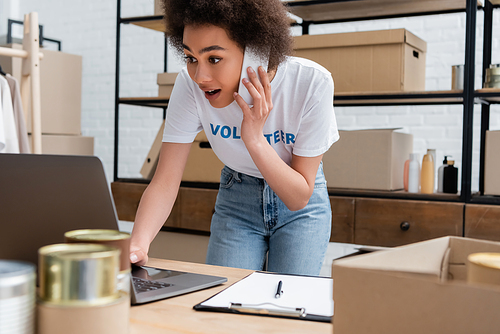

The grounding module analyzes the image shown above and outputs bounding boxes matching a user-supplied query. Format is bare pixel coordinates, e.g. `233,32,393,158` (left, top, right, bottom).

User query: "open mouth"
205,89,221,95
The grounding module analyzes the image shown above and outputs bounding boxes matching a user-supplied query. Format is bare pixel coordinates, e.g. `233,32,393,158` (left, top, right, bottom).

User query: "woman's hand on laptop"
130,245,148,266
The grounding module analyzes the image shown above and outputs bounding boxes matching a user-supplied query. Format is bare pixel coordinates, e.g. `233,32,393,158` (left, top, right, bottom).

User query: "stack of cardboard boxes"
0,44,93,155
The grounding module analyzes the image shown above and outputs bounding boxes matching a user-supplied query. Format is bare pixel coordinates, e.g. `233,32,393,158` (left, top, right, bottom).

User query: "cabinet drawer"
111,181,180,227
111,182,146,222
465,204,500,241
330,196,355,243
354,198,463,247
177,187,217,232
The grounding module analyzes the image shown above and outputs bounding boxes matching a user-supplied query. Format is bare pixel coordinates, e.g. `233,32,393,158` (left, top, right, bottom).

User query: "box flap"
448,236,500,263
334,236,452,277
294,28,425,50
157,72,179,85
404,30,427,52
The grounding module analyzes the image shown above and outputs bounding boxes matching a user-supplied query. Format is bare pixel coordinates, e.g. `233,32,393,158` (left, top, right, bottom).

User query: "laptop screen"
0,154,119,266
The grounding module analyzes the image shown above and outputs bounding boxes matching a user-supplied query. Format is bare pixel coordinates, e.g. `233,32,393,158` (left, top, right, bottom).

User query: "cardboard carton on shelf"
293,28,427,93
0,44,82,135
332,236,500,334
27,134,94,156
154,0,163,16
140,121,223,183
484,130,500,196
183,132,224,183
157,72,179,99
140,121,165,180
323,128,413,191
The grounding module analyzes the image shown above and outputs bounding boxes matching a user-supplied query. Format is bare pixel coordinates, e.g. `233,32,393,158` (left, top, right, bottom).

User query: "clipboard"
193,271,333,322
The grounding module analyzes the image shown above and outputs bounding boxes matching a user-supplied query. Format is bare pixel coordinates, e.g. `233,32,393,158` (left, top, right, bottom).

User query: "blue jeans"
206,163,331,276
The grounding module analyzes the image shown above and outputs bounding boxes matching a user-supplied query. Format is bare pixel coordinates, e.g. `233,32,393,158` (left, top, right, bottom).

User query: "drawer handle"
400,221,410,231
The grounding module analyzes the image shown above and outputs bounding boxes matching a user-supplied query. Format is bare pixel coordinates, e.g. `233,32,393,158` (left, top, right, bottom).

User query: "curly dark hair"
162,0,293,71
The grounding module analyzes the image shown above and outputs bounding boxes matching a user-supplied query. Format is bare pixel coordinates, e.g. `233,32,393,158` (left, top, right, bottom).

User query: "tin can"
484,64,500,88
467,252,500,286
65,229,131,294
38,243,120,306
37,292,130,334
0,260,36,334
451,65,464,90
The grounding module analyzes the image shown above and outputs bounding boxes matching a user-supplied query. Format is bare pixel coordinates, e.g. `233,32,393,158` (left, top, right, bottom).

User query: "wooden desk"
130,259,332,334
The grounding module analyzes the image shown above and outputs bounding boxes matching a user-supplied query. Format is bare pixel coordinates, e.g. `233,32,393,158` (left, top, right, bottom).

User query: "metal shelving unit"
112,0,500,205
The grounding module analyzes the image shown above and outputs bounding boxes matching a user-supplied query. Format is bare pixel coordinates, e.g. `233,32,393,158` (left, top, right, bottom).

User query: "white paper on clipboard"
198,271,333,318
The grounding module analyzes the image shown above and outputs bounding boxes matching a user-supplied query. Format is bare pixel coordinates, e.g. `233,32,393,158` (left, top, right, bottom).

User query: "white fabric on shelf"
6,74,30,153
0,75,19,153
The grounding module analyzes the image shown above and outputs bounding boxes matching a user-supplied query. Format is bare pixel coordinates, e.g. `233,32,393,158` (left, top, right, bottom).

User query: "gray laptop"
0,153,227,305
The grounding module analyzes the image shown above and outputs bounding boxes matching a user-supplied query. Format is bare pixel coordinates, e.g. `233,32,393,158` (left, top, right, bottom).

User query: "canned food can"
467,252,500,286
65,229,131,294
38,243,120,306
37,292,130,334
484,64,500,88
0,260,36,334
451,65,464,90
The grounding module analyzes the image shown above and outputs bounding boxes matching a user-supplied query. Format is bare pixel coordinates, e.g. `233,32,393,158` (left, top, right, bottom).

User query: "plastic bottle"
437,156,449,193
427,149,436,190
403,159,410,192
443,159,458,194
421,153,434,194
408,153,420,193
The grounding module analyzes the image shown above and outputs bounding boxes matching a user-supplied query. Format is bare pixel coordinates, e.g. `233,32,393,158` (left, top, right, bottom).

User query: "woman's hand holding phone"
234,65,273,148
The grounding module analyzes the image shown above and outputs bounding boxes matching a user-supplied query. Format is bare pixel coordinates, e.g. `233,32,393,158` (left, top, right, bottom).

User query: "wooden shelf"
123,0,483,33
328,187,463,202
334,90,463,106
120,90,464,108
119,97,169,108
469,193,500,205
123,16,297,33
122,15,165,32
285,0,482,23
475,87,500,103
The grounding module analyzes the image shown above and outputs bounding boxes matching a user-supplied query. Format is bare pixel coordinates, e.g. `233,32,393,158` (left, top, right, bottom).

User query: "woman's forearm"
245,137,322,211
130,142,192,258
132,180,179,250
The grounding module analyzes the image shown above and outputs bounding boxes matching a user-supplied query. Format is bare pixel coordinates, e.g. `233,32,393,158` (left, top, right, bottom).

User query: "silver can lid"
0,260,35,299
0,260,35,278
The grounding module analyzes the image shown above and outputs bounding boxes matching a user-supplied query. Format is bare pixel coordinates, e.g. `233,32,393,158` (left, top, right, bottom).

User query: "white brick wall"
5,0,500,191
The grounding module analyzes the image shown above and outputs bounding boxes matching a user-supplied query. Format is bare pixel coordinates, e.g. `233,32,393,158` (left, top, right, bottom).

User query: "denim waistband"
221,161,325,187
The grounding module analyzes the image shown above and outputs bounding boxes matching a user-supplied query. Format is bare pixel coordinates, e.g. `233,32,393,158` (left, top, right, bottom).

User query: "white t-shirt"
163,56,339,178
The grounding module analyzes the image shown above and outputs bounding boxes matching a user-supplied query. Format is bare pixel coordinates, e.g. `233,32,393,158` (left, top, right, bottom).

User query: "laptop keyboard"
133,277,173,293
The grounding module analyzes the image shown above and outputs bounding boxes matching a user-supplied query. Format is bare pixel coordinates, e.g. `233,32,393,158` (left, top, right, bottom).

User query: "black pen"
275,280,283,299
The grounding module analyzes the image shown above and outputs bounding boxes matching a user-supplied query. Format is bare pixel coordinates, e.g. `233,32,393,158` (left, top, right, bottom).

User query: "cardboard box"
323,128,413,191
154,0,163,16
0,44,82,135
332,236,500,334
293,28,427,93
140,122,222,182
183,133,224,183
28,134,94,156
140,121,165,180
484,130,500,196
157,72,178,98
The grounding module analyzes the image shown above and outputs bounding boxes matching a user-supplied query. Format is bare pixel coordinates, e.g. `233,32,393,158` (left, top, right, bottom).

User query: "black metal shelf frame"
114,1,168,181
113,0,500,205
